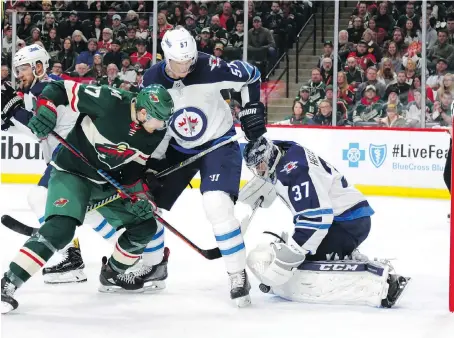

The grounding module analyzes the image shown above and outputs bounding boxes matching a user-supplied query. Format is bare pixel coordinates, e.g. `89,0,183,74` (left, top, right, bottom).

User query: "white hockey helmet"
161,27,198,72
12,44,50,79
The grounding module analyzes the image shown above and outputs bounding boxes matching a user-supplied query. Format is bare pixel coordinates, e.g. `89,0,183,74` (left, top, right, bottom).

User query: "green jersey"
40,80,167,183
294,98,317,115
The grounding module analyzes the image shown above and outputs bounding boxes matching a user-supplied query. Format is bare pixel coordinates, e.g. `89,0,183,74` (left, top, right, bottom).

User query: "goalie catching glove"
247,231,306,287
238,101,267,141
238,176,276,209
120,179,158,219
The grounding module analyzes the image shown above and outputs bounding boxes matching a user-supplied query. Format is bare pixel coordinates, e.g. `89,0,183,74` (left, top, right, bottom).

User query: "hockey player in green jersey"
1,80,174,314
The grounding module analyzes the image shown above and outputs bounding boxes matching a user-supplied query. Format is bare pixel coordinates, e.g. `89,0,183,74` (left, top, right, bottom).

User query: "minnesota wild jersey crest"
95,142,138,169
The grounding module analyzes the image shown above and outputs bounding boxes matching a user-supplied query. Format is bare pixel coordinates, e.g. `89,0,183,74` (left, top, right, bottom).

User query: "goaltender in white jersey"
239,137,411,308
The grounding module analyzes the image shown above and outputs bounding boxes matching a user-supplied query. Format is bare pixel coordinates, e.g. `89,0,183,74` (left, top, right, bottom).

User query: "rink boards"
0,126,451,199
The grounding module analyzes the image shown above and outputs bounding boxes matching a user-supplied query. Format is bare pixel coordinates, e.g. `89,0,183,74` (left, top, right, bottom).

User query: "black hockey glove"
144,170,163,194
1,82,24,122
238,101,267,141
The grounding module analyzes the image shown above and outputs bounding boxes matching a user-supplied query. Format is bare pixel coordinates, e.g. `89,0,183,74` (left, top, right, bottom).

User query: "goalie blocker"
240,137,410,308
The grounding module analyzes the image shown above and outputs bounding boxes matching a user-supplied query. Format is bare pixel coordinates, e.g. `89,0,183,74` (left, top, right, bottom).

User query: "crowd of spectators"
281,0,454,128
2,0,312,97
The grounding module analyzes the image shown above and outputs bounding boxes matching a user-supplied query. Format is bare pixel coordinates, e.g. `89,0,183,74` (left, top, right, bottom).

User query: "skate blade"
393,277,412,308
1,301,16,314
143,280,166,293
98,285,144,294
235,295,252,308
43,270,87,284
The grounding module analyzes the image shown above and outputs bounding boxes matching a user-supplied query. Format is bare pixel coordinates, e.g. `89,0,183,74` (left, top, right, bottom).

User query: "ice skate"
228,269,251,308
1,275,18,314
99,256,144,293
42,239,87,284
132,247,169,292
381,273,411,308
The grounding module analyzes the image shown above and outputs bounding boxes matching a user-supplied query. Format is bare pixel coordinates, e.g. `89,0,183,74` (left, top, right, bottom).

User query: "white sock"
141,221,165,266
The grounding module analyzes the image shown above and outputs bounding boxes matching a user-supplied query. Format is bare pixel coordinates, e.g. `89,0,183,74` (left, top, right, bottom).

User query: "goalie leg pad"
203,191,246,273
271,260,391,307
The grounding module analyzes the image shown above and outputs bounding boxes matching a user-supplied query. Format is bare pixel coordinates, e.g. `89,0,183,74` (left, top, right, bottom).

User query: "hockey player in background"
1,81,174,313
240,137,410,308
139,27,266,307
1,44,122,284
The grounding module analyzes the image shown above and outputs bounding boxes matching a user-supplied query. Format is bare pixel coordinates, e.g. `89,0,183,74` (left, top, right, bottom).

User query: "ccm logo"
318,264,359,271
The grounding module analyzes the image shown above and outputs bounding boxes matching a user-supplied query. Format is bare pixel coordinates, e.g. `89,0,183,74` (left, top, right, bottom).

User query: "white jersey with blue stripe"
273,141,374,255
9,76,79,163
143,52,261,150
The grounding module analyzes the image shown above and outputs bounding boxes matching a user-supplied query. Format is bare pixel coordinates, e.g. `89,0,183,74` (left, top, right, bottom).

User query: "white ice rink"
1,184,454,338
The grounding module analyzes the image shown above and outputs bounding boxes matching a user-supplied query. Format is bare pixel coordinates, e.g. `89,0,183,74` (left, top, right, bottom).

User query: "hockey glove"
28,99,58,138
254,231,306,287
1,82,24,126
238,101,267,141
120,179,158,219
238,176,276,209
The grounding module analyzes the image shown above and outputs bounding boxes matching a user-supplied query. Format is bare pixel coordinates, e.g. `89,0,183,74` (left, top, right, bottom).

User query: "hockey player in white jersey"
240,137,411,308
1,44,118,284
140,27,266,307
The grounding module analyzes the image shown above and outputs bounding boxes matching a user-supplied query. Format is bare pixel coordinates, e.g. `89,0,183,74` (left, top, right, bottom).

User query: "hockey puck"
259,283,271,293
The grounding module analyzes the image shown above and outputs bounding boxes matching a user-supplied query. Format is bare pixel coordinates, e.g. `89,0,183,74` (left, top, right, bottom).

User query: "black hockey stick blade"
201,247,222,260
154,213,222,260
1,215,38,236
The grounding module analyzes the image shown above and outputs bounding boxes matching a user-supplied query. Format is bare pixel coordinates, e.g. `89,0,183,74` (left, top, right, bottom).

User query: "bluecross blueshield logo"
369,144,387,168
342,143,365,168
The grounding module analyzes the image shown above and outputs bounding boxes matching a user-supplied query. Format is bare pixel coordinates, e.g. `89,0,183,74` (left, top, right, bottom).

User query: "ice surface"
1,184,454,338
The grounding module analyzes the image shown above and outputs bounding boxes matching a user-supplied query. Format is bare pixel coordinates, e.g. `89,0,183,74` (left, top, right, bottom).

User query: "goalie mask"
243,137,281,184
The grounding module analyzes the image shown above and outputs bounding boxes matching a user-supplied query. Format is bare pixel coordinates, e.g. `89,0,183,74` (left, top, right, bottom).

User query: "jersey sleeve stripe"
64,81,80,113
295,223,331,230
299,208,334,217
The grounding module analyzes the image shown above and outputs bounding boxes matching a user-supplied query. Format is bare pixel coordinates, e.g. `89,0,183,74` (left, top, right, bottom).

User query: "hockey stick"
240,196,263,234
154,132,244,178
1,193,122,236
1,132,243,242
1,215,39,236
50,131,222,260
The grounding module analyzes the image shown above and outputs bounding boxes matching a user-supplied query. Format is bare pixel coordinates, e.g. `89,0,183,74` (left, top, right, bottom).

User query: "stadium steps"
266,2,357,122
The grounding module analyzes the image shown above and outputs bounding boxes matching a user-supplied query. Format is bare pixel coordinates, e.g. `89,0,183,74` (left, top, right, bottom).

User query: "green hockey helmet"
136,84,174,121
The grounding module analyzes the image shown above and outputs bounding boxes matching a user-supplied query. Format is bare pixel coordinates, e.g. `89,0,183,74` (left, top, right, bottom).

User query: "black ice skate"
42,239,87,284
228,269,251,308
381,274,411,308
99,256,144,293
132,247,169,292
1,275,18,314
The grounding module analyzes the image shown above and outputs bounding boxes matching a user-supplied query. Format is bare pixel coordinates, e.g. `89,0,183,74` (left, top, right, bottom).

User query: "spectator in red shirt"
158,12,173,40
348,40,377,71
219,1,235,33
130,39,152,69
98,28,113,55
337,71,355,105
